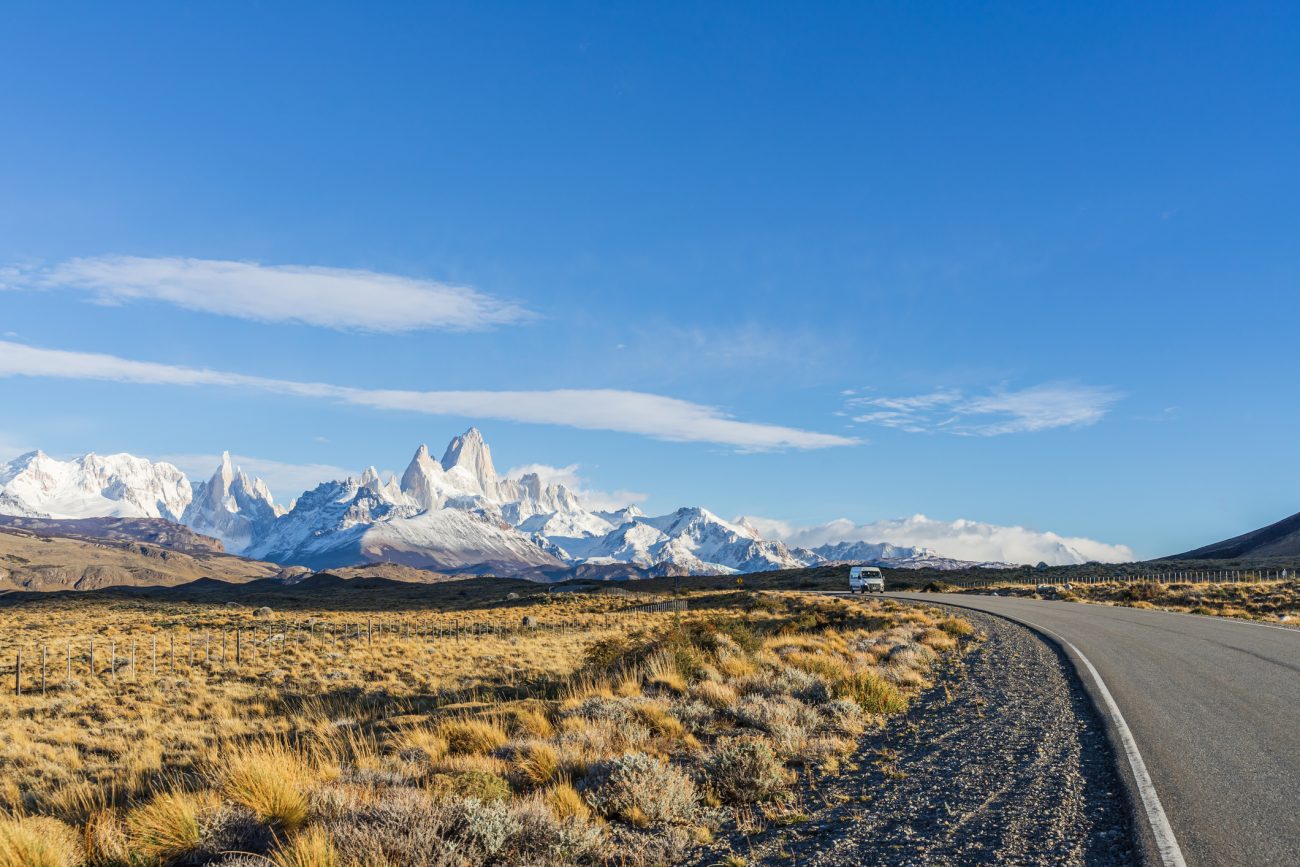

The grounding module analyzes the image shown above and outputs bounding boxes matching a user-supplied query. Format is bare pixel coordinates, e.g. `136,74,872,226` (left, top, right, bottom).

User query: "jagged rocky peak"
400,443,446,509
440,427,497,492
181,452,281,553
512,472,583,514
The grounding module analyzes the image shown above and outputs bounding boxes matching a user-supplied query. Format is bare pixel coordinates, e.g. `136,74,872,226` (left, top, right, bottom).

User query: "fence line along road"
948,567,1292,590
5,614,601,698
6,599,690,698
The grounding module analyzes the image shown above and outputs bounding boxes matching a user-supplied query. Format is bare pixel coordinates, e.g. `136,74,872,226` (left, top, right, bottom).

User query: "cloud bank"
740,513,1136,565
6,256,533,333
163,453,356,504
505,462,649,512
0,341,858,451
847,383,1122,435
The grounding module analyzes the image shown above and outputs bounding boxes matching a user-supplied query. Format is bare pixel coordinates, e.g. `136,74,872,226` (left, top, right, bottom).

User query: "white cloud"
505,462,649,512
744,513,1135,566
846,382,1122,436
0,341,859,451
731,514,798,540
6,256,533,333
162,452,355,503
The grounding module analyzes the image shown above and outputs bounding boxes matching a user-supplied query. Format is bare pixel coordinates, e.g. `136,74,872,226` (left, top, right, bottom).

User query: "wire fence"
948,567,1293,590
4,596,695,698
626,598,689,614
2,613,607,698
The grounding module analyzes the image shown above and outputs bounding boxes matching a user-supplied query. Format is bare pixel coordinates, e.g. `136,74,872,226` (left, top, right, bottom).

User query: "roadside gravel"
699,608,1137,866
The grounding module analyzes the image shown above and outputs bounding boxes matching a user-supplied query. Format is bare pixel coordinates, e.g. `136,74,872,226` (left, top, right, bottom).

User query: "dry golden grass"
693,680,739,709
0,815,82,867
124,790,204,861
438,718,510,756
545,782,591,821
0,587,971,865
217,741,310,830
272,825,339,867
511,740,561,787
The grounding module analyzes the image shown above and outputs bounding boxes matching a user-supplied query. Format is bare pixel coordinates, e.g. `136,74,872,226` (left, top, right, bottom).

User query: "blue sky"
1,2,1297,560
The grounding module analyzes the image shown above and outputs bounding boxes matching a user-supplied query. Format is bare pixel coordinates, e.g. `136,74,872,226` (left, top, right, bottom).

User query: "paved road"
885,592,1300,866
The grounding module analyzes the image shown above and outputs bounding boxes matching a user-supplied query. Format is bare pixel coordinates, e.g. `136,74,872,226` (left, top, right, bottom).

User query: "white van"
849,566,885,593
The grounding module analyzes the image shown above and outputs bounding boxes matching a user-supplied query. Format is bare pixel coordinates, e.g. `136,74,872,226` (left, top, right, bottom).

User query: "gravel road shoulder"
697,608,1137,866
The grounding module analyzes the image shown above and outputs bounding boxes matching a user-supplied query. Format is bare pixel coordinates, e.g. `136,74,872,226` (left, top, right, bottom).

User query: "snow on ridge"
0,430,1034,575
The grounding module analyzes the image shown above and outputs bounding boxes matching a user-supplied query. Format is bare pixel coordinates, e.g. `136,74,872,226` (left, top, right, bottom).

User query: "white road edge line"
1017,619,1188,867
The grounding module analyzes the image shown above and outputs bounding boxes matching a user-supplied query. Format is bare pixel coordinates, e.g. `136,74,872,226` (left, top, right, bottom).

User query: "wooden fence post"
14,650,21,696
41,645,47,697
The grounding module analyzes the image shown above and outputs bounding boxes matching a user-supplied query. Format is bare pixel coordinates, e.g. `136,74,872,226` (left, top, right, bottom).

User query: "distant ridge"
1169,510,1300,560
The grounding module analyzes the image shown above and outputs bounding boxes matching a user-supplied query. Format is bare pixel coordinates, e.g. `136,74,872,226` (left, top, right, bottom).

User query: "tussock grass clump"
500,707,555,739
217,742,310,831
692,680,738,709
632,701,687,739
272,826,338,867
837,669,909,715
545,782,591,821
82,809,130,865
510,740,561,787
394,726,448,764
125,790,204,861
0,815,82,867
644,652,689,694
937,616,975,638
917,628,957,652
438,718,509,756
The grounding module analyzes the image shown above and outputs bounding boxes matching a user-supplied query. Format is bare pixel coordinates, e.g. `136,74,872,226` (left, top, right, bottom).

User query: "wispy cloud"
3,256,534,333
505,462,648,512
0,341,859,451
845,382,1122,436
739,513,1136,565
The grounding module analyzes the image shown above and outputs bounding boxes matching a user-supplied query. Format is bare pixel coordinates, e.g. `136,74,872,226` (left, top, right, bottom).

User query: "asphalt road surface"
886,592,1300,866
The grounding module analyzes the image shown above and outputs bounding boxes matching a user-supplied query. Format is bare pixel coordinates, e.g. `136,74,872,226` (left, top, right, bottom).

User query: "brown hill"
0,525,279,591
0,515,227,554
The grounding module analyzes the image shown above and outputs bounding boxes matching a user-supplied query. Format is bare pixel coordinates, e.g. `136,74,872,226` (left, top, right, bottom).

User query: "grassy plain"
0,582,974,866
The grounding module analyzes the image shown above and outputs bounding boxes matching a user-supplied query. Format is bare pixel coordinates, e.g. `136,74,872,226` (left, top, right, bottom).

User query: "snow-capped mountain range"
0,429,1001,577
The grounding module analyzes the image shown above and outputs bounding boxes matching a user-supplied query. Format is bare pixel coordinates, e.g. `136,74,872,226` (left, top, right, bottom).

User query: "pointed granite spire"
440,427,497,493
